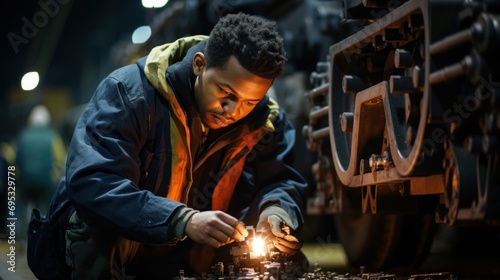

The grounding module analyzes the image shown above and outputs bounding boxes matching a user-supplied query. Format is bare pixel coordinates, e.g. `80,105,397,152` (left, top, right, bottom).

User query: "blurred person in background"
15,105,66,240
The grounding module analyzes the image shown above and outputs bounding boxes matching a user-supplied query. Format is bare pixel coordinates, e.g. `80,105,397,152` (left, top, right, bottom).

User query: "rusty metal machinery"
110,0,500,274
303,0,500,272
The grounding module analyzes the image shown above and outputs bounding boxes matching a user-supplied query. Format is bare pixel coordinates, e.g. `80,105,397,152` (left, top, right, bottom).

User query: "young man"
28,12,307,279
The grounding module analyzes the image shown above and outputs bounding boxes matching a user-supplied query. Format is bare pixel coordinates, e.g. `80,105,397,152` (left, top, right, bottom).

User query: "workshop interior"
2,0,500,279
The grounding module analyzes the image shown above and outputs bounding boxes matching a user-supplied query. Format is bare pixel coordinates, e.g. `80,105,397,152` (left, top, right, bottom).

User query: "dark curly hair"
205,12,287,80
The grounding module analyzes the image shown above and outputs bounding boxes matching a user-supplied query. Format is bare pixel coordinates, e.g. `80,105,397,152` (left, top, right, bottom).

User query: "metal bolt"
394,49,413,69
390,75,417,94
340,112,354,133
342,75,366,94
369,154,390,170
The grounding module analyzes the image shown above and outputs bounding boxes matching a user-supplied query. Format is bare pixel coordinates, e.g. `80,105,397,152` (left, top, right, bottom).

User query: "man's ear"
193,52,206,76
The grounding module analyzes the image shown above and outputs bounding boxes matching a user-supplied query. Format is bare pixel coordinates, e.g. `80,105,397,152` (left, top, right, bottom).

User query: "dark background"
2,0,152,142
1,0,337,144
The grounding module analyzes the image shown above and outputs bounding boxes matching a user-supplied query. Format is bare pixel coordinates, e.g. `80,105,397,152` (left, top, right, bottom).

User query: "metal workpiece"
176,259,457,280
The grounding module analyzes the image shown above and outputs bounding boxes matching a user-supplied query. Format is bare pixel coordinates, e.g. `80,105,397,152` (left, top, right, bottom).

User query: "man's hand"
262,214,302,256
185,210,248,248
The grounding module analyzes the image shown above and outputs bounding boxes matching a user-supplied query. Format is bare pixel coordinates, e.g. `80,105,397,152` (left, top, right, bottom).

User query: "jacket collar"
166,40,206,118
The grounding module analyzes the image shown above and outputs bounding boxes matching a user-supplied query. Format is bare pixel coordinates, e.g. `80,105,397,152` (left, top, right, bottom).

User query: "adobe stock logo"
7,0,71,54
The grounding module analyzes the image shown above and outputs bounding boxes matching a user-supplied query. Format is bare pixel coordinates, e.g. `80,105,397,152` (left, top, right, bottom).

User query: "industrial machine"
302,0,500,272
114,0,500,275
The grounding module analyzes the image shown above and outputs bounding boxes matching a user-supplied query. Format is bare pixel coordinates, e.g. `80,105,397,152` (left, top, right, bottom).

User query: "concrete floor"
0,239,35,280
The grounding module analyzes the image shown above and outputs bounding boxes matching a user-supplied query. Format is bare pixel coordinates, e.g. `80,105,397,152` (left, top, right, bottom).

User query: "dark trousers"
65,211,191,280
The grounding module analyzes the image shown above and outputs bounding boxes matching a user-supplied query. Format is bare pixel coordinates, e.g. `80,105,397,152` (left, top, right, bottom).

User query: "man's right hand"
184,210,248,248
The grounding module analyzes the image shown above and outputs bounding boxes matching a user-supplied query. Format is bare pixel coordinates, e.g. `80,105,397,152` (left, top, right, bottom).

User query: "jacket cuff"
258,205,295,230
171,207,199,240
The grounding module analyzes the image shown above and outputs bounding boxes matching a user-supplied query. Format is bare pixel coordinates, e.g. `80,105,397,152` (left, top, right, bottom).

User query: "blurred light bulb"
142,0,168,8
132,25,152,44
21,71,39,91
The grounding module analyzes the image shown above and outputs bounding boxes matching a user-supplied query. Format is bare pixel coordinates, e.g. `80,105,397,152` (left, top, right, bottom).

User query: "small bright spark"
252,237,265,256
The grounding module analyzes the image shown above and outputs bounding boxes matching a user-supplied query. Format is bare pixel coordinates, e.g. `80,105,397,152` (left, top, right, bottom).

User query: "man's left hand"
260,214,302,256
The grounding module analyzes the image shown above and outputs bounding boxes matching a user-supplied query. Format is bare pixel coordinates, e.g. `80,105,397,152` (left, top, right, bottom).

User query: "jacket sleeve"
65,67,184,244
235,109,308,232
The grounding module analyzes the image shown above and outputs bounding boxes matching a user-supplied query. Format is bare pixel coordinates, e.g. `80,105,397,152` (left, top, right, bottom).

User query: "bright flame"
252,237,265,256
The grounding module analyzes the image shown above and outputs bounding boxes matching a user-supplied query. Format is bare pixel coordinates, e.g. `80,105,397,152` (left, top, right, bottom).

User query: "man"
28,12,307,279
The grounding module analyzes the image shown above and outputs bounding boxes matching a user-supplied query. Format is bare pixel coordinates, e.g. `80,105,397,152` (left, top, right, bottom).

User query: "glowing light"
132,26,152,44
141,0,168,8
21,71,39,91
252,237,265,256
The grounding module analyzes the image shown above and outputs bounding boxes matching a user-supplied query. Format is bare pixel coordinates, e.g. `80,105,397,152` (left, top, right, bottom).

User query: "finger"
211,219,239,240
233,221,248,241
206,220,236,244
283,234,299,243
268,216,285,238
275,237,302,250
208,213,246,243
206,236,224,248
216,211,243,237
219,237,235,247
282,225,291,235
272,240,299,256
210,229,233,244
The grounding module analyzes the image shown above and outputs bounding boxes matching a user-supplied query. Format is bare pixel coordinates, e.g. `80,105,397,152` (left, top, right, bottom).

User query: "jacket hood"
165,40,207,116
143,35,208,103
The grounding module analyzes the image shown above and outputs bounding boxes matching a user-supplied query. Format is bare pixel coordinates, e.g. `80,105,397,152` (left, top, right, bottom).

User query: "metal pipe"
429,61,466,85
309,106,329,124
430,28,472,56
306,83,329,100
342,75,366,94
312,127,330,140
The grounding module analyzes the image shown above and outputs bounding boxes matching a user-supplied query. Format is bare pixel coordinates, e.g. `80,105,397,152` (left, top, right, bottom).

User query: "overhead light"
142,0,168,8
132,25,152,44
21,71,39,91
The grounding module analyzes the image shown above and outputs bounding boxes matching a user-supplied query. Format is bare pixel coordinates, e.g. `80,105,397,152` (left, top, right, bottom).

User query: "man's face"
192,53,273,130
